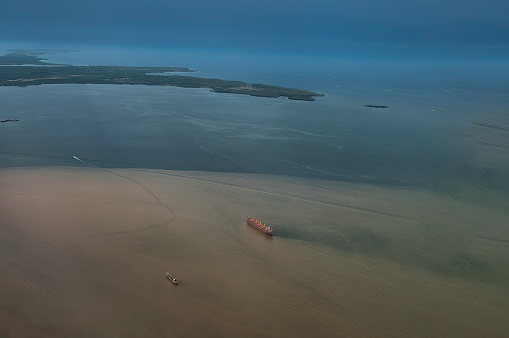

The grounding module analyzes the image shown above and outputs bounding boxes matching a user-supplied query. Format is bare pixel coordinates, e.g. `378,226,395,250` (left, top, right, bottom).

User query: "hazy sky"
2,0,509,53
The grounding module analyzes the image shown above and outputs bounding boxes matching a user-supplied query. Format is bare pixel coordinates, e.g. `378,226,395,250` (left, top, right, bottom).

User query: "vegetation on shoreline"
0,52,324,101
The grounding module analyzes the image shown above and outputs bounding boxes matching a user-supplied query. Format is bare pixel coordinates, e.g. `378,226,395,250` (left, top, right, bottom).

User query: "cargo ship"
247,216,274,236
166,272,179,285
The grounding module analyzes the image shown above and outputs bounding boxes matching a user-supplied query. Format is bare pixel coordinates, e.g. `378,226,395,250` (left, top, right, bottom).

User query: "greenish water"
3,48,508,189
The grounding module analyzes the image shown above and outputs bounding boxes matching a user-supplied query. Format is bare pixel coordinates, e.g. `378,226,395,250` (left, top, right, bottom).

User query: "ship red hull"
247,217,274,236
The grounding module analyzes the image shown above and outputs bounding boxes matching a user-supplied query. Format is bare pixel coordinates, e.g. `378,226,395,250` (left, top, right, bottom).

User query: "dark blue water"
1,45,508,186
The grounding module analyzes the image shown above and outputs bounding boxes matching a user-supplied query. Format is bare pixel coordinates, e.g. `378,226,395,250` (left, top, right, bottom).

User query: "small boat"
247,216,274,236
166,272,179,285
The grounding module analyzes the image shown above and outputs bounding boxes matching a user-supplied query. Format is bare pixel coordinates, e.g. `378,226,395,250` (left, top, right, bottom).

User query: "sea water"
2,44,509,336
2,45,508,188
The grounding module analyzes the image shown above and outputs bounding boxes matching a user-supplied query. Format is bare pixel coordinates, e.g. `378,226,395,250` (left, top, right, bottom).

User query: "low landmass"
0,49,83,65
1,119,19,123
0,52,324,101
364,104,388,108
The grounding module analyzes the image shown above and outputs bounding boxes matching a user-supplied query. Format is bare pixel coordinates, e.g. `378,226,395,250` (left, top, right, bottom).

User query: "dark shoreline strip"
0,65,324,101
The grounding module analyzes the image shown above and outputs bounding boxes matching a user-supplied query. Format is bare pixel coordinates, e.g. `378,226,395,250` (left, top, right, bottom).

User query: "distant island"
364,105,388,109
0,51,324,101
1,119,19,123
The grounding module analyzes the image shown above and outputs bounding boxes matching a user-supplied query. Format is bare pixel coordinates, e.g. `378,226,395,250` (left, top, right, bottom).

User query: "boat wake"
72,155,177,237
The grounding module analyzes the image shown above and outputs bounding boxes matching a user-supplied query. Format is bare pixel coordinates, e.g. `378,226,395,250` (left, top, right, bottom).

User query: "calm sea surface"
2,46,509,336
2,46,508,187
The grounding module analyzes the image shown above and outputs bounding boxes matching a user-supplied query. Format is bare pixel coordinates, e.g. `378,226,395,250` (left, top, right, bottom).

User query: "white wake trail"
71,155,177,236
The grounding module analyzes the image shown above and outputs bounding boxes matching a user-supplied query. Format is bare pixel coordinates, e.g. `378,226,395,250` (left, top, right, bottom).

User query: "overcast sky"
2,0,509,53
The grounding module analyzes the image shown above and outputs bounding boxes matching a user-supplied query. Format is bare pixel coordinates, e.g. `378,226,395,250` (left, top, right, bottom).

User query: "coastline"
0,51,324,101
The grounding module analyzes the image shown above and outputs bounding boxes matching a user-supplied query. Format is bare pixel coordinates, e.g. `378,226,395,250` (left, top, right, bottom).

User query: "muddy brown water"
1,167,509,337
